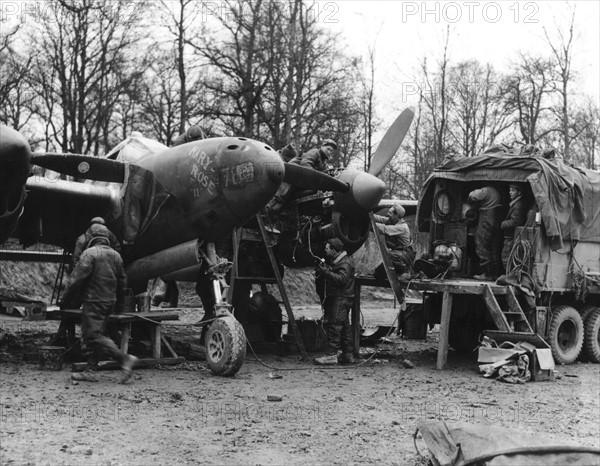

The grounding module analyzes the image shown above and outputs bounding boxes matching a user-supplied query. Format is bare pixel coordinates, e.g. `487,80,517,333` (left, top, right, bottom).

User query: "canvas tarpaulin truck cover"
417,154,600,250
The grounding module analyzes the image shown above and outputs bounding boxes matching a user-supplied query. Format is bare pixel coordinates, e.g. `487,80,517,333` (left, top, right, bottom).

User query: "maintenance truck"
412,149,599,365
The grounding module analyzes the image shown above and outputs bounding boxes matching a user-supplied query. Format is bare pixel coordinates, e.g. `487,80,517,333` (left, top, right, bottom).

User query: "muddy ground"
1,302,599,466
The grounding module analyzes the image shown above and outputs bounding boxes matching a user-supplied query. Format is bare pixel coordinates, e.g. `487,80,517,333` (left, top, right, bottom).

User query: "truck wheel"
578,305,597,361
206,316,247,376
548,305,584,365
582,309,600,363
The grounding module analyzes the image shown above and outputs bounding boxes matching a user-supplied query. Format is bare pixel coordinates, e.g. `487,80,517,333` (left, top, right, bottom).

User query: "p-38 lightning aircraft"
0,108,414,375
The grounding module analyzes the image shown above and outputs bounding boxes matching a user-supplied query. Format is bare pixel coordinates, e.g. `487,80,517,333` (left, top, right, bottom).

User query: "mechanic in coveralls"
468,185,503,280
314,238,356,365
62,224,137,383
72,217,120,269
372,203,415,281
300,139,337,172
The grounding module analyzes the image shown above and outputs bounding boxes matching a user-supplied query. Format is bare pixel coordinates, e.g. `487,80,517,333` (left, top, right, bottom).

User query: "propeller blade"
368,107,415,177
31,154,125,183
283,163,349,193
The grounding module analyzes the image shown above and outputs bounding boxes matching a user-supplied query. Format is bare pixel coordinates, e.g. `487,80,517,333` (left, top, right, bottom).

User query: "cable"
245,280,416,372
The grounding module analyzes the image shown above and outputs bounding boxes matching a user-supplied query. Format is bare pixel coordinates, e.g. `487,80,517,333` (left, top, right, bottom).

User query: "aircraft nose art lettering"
142,137,284,236
217,138,284,220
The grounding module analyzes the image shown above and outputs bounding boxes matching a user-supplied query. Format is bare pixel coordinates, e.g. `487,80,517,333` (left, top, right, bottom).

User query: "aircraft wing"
17,177,119,248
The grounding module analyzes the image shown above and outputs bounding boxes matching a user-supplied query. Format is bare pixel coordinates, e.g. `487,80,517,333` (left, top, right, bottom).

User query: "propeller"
328,107,416,217
283,162,349,193
367,107,415,177
31,153,125,183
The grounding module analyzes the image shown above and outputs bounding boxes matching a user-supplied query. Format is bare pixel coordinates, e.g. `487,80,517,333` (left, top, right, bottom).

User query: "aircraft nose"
0,125,31,187
260,144,285,186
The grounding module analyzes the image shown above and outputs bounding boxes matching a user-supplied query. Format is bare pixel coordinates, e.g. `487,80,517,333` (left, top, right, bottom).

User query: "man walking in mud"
314,238,356,365
62,224,137,383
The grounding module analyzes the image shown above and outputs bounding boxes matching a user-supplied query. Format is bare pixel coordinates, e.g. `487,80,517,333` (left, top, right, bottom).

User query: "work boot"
120,355,138,384
338,352,355,365
314,353,339,365
71,370,99,382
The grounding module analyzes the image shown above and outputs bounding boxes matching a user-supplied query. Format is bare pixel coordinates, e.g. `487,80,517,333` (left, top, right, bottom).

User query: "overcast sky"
322,1,599,122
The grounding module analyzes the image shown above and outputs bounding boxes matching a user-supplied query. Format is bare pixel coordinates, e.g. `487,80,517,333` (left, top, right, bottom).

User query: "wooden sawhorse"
47,309,185,370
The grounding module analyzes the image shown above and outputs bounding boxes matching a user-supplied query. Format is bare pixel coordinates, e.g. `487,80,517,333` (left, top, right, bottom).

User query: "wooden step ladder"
227,215,309,362
482,284,534,333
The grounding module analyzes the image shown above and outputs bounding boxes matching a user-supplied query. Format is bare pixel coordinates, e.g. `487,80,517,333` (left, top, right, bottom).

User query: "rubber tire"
206,316,247,376
578,305,597,361
582,309,600,363
548,305,584,365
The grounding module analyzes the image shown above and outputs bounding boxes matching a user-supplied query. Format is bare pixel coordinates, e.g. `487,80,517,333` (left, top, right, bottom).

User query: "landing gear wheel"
548,305,584,365
582,309,600,363
206,316,247,376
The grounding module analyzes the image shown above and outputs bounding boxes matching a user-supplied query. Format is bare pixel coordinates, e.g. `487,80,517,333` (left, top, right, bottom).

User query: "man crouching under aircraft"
61,224,137,383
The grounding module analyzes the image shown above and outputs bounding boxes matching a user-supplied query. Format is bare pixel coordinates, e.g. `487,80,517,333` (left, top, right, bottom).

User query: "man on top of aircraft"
300,139,337,172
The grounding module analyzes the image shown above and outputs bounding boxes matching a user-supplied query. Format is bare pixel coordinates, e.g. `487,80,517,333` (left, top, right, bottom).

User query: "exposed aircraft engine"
0,125,31,243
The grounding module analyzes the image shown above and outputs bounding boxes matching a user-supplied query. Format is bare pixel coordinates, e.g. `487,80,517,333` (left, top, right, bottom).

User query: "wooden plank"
227,227,242,304
150,325,161,358
437,290,453,370
120,323,131,354
506,286,533,332
256,214,309,362
482,284,511,332
405,279,508,295
47,309,180,323
72,357,185,372
368,213,405,305
161,335,178,358
352,280,361,356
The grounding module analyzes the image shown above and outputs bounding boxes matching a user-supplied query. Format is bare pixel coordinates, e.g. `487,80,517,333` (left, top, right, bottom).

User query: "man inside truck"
467,185,503,280
500,183,528,273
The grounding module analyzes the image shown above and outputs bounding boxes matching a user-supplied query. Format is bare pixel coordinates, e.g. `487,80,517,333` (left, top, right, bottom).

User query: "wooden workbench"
405,278,510,370
47,309,184,370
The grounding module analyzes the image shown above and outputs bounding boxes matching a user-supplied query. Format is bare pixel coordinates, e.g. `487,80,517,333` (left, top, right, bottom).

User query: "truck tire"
578,305,598,361
582,309,600,363
206,316,247,376
548,305,584,365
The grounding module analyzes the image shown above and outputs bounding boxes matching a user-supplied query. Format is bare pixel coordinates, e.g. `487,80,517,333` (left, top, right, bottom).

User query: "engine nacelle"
0,125,31,243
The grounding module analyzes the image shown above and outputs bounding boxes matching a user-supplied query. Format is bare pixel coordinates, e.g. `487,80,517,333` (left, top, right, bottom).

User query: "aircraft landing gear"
206,315,247,376
197,241,247,376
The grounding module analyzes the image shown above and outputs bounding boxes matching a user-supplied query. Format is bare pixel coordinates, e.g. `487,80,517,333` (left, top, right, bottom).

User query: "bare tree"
504,53,557,145
27,0,144,154
544,6,576,161
420,26,452,164
158,0,203,136
447,61,512,156
570,98,600,169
